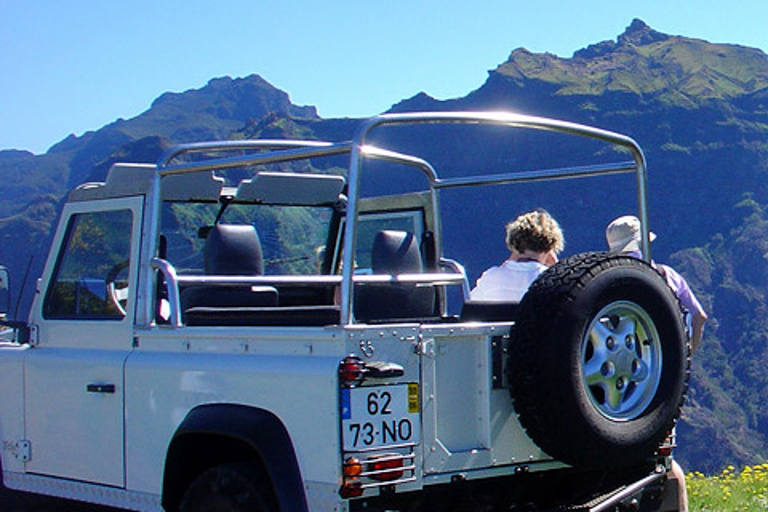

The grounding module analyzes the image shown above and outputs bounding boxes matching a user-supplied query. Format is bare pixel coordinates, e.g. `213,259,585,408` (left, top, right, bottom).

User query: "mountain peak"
149,73,317,121
493,19,768,104
573,19,669,59
618,18,670,47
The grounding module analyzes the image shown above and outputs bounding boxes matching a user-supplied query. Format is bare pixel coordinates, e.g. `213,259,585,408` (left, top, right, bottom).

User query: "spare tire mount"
507,252,689,468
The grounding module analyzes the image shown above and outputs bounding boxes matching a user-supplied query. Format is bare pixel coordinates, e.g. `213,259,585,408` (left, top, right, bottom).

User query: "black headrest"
204,224,264,275
371,230,423,274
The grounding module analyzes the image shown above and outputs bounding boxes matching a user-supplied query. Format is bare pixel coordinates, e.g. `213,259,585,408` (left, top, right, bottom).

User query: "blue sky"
2,1,768,154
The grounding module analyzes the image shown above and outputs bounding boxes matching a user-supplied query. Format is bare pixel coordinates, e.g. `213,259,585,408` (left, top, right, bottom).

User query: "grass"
687,464,768,511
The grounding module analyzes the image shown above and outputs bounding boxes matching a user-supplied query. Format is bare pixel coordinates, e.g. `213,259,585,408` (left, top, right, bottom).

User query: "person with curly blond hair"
470,209,564,302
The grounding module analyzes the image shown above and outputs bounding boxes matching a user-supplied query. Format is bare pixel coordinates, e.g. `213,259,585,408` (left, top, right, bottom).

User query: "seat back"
354,230,437,323
182,224,277,318
204,224,264,276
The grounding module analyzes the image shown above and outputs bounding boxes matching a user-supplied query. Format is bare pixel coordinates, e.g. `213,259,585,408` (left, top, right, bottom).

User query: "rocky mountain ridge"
497,18,768,103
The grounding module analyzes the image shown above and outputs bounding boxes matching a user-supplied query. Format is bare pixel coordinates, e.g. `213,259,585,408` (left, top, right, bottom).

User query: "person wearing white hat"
605,215,707,351
605,214,656,255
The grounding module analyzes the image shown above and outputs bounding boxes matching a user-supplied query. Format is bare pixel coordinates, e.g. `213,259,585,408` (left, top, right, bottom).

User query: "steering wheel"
106,260,130,317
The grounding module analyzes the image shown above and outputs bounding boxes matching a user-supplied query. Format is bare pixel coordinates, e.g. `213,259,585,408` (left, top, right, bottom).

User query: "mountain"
3,18,768,474
496,18,768,103
0,74,321,315
0,74,319,214
392,20,768,260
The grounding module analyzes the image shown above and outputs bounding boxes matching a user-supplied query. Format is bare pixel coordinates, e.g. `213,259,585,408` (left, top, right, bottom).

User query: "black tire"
179,462,277,512
507,252,689,468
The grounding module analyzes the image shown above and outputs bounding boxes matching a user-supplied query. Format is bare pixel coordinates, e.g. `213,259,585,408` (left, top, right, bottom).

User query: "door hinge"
28,324,39,346
4,440,31,462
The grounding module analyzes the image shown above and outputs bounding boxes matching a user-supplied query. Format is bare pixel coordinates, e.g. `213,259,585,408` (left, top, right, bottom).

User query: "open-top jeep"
0,112,688,511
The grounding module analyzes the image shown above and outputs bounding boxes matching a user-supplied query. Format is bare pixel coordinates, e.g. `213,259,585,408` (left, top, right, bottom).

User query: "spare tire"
507,252,689,468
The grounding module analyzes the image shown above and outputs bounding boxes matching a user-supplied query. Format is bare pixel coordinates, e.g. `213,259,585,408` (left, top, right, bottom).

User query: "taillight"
340,457,365,498
339,355,366,387
369,454,404,481
340,453,408,497
656,430,677,457
339,479,363,499
343,457,363,477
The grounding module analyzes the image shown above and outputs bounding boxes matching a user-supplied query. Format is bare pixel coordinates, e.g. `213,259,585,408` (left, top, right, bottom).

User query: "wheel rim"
580,300,662,421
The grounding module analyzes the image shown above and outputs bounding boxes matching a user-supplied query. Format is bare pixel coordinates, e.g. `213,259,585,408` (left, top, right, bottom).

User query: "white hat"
605,215,656,253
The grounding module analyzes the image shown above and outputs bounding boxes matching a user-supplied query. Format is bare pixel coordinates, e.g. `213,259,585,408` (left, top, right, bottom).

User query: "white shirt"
470,259,547,302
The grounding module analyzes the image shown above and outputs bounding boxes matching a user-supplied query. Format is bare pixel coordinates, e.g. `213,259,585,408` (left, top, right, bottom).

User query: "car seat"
354,230,437,323
182,224,278,317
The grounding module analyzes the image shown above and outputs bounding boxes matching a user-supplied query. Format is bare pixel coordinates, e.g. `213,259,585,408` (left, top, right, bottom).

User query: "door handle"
86,383,116,394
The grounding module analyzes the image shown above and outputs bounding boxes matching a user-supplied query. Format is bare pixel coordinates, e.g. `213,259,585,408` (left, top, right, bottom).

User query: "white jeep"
0,112,688,511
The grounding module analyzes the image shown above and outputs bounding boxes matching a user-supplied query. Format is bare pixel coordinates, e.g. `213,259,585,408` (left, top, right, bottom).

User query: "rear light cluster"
339,355,367,388
656,430,678,457
338,355,407,387
338,355,416,498
340,452,415,498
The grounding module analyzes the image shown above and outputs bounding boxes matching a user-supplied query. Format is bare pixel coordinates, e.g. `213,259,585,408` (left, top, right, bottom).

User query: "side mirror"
0,266,9,319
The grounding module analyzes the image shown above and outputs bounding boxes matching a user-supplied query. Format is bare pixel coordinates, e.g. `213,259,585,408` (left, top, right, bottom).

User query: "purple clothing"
657,263,706,318
624,250,705,317
470,259,548,302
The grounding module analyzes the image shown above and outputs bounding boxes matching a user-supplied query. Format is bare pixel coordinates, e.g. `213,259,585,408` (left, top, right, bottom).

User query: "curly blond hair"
505,210,564,255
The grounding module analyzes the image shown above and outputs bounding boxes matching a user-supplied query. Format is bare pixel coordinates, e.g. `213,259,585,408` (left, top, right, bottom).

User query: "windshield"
161,201,337,276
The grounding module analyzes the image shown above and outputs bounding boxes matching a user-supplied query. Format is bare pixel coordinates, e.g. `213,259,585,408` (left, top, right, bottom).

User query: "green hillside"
496,19,768,104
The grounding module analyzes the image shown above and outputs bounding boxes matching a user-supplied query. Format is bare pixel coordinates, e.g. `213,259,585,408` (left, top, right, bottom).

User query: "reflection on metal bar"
158,140,343,168
174,273,465,286
440,258,471,300
159,143,352,175
360,145,439,183
590,466,666,512
434,161,638,190
355,111,642,154
150,258,182,328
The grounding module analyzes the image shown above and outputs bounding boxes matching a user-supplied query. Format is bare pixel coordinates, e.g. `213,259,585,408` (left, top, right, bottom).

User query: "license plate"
341,383,420,450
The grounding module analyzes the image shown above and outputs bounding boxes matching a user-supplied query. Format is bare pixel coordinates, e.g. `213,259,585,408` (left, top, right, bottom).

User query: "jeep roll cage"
148,111,650,327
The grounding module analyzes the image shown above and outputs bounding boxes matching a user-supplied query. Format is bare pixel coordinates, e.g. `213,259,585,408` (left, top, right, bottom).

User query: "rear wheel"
179,462,276,512
508,252,689,467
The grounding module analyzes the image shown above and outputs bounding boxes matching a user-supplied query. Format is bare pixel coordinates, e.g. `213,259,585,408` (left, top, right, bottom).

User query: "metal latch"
366,360,405,378
491,335,511,389
415,337,435,358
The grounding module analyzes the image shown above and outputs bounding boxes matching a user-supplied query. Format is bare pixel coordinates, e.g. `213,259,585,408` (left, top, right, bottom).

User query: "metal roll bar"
150,111,650,327
339,111,650,325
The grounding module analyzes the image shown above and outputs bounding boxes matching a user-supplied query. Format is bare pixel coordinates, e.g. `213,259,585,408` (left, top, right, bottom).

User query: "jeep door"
24,196,142,486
